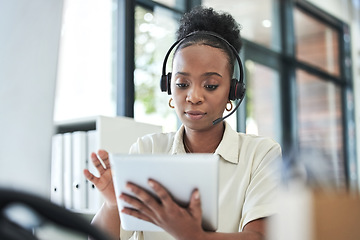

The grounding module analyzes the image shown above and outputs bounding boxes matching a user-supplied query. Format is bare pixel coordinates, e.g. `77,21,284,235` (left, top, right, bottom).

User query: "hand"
83,150,117,209
120,179,205,240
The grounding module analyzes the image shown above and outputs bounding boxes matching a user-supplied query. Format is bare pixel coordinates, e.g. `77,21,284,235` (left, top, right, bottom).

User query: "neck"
183,123,225,153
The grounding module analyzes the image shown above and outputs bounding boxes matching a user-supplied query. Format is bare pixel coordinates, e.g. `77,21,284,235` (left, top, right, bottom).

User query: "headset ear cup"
236,82,246,100
167,72,172,95
160,72,172,94
160,74,168,92
229,79,238,100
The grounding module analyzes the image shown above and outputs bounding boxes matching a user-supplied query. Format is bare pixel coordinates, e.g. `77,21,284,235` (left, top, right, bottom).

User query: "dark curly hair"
174,6,242,74
176,6,242,52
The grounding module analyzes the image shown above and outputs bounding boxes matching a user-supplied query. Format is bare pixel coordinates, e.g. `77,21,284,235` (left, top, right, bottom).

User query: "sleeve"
239,140,282,230
120,226,135,240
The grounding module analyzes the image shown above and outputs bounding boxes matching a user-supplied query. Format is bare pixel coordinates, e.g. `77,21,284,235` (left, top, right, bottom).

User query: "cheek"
170,80,186,104
218,97,229,111
171,89,183,107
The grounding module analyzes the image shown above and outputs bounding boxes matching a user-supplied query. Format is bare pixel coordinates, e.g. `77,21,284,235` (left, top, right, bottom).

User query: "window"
199,0,356,188
297,70,345,187
152,0,187,11
203,0,281,51
54,0,117,121
294,8,340,76
134,5,181,132
292,2,355,188
245,60,281,142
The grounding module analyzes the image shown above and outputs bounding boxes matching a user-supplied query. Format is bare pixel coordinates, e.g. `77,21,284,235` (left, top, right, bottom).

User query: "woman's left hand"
119,179,205,240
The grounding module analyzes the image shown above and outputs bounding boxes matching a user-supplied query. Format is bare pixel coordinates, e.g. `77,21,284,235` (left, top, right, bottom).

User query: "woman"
84,6,281,240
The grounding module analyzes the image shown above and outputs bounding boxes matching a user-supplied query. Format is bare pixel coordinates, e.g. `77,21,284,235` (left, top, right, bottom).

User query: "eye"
205,84,219,91
176,83,189,88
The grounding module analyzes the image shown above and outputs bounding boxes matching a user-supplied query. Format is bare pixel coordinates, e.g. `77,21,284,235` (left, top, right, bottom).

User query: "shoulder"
218,123,281,165
238,133,282,168
129,132,176,154
239,133,281,153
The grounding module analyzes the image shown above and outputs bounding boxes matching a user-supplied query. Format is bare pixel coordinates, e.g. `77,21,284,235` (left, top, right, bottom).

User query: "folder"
50,134,64,205
72,131,87,210
86,130,104,211
63,132,73,209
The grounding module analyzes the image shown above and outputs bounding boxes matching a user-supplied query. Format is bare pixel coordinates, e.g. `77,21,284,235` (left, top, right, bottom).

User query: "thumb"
189,189,202,221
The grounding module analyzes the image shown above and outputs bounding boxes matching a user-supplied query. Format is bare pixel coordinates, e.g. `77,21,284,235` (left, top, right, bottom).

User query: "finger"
189,189,202,220
98,149,111,169
126,182,162,213
83,169,99,185
91,152,106,175
148,179,176,209
121,207,154,224
120,193,154,217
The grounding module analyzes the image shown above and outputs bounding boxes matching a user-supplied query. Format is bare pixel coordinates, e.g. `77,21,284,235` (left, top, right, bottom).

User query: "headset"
160,31,246,125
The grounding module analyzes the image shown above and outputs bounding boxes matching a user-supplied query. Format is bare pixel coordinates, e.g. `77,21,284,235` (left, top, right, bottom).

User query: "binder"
72,131,87,210
54,115,163,213
63,132,73,209
87,130,103,211
50,134,64,205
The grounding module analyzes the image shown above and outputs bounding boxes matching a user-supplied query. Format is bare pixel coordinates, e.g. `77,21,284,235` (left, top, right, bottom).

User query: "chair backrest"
0,188,111,240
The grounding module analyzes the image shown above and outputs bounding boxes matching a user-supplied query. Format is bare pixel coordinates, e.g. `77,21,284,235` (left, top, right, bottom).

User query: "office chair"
0,188,111,240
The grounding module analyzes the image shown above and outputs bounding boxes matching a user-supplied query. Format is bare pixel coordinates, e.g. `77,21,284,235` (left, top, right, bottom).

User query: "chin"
182,119,215,131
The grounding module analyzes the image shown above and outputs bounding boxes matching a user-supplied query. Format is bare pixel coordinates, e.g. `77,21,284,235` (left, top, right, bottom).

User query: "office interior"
1,0,360,239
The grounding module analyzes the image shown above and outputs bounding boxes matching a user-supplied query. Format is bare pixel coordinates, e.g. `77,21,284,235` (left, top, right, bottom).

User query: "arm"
83,150,120,240
91,202,120,240
202,219,267,240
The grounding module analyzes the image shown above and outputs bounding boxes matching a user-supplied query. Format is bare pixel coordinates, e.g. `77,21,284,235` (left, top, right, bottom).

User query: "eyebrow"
175,71,223,78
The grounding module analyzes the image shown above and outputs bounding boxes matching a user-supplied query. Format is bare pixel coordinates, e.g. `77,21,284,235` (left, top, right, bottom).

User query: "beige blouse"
119,122,282,240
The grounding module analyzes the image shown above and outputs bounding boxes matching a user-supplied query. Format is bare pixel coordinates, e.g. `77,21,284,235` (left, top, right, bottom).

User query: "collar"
170,122,240,164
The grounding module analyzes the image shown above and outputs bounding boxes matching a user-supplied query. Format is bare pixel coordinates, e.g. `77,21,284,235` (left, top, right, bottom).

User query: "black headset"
160,31,246,125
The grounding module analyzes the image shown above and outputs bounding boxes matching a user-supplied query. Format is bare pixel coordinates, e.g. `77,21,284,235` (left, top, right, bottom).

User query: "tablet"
109,153,219,232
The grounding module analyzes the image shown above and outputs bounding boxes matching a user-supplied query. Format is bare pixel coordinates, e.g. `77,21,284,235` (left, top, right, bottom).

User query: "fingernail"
126,183,132,191
194,191,200,200
148,180,154,188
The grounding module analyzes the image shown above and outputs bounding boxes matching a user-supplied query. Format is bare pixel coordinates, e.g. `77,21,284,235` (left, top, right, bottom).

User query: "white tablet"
109,153,219,232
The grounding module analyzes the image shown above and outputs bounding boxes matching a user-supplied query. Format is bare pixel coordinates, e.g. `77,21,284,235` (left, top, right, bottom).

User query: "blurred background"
1,0,360,203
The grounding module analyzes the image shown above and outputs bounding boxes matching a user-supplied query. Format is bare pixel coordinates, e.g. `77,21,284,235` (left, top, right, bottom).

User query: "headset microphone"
160,31,246,125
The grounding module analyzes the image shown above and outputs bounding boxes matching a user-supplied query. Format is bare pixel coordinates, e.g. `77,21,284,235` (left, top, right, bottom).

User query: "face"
171,44,231,131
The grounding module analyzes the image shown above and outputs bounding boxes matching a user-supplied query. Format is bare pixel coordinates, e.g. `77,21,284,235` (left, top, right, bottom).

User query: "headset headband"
161,30,244,86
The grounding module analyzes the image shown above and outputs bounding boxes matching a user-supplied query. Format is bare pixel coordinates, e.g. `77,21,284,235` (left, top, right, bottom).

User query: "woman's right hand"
83,149,117,209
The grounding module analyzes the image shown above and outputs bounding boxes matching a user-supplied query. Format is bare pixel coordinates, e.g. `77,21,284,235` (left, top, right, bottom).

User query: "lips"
185,110,206,120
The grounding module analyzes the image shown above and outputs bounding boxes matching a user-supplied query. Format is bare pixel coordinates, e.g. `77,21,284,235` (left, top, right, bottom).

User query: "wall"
0,0,64,197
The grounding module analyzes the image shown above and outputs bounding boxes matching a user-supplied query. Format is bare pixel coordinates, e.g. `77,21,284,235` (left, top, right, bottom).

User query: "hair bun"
176,6,242,52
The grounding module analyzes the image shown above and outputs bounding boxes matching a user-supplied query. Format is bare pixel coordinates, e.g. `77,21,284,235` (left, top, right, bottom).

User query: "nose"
186,85,204,104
